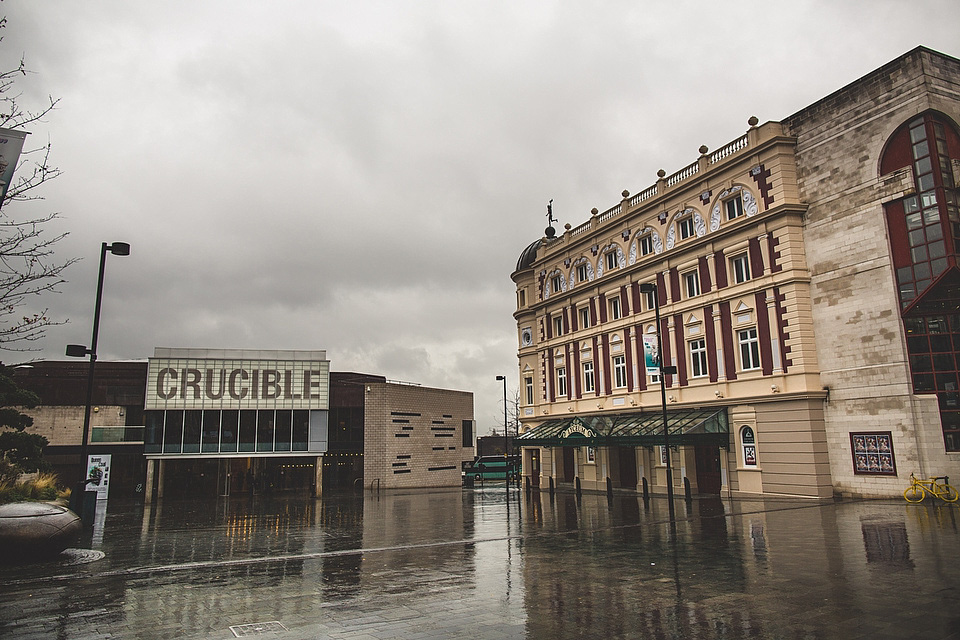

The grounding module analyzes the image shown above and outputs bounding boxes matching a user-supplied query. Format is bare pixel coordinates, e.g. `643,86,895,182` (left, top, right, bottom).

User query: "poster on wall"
85,454,111,499
642,334,659,375
850,432,896,476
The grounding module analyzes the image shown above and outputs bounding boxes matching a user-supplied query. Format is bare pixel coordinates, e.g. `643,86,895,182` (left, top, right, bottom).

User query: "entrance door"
694,445,722,494
530,449,541,488
617,447,638,489
562,447,575,483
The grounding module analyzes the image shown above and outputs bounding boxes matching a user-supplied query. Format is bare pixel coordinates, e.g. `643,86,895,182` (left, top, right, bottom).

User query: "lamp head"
639,283,656,294
107,242,130,256
496,375,505,381
66,344,90,357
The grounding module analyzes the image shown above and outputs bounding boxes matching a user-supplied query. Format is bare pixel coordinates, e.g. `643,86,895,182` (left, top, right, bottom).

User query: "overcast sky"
1,1,957,433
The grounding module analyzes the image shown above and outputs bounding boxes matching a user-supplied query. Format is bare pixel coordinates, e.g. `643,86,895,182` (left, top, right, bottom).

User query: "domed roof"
516,239,542,272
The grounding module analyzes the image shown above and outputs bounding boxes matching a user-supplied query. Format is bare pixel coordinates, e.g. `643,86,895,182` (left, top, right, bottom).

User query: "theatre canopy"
516,408,728,448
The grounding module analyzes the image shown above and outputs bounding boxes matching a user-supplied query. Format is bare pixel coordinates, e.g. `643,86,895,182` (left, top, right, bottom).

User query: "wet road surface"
1,487,959,639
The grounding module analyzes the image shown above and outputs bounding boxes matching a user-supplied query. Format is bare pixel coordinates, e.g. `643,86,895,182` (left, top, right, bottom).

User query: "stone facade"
513,47,960,498
784,47,960,497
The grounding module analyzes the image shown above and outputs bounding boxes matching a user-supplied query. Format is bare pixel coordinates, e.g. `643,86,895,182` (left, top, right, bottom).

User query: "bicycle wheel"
904,485,925,503
940,484,959,503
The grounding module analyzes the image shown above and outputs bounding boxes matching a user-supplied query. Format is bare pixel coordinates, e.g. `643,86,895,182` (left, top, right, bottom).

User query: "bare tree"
493,385,521,437
0,16,76,350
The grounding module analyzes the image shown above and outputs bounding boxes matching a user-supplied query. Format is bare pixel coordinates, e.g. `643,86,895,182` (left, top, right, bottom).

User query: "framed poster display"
850,432,896,476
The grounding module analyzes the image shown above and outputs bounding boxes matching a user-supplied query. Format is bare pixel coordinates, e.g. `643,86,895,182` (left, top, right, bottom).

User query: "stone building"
513,46,960,498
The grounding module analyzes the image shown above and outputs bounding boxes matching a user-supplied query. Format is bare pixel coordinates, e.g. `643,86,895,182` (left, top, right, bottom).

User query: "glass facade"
145,409,314,454
884,112,960,451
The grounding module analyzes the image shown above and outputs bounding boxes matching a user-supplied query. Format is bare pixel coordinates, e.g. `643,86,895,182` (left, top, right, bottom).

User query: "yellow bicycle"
903,473,959,503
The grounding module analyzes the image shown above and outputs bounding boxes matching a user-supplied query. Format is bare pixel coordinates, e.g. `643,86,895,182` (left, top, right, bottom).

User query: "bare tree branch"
0,15,75,351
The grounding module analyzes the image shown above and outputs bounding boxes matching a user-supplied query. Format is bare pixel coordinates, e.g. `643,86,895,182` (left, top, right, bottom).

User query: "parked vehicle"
462,455,519,481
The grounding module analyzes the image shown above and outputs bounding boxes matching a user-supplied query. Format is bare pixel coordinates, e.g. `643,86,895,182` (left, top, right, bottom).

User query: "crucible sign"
145,349,330,411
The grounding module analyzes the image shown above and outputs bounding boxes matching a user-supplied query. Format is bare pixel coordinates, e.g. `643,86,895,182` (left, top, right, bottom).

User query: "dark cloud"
2,0,957,431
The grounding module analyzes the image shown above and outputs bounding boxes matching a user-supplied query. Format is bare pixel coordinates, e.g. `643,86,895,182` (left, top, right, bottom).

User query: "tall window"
605,251,618,271
738,327,761,371
577,263,589,282
886,114,959,308
579,307,591,329
684,270,700,298
609,297,622,320
525,376,534,405
731,253,751,284
690,338,708,378
725,194,744,220
583,361,595,393
551,275,563,294
556,367,567,397
639,235,653,256
613,355,627,388
883,113,960,451
643,286,656,310
678,216,695,240
553,315,563,337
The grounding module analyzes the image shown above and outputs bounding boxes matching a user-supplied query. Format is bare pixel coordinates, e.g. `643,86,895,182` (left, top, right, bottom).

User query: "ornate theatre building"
513,47,960,498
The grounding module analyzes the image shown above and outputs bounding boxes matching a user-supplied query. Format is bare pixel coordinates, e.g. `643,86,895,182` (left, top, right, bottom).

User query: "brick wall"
364,383,474,489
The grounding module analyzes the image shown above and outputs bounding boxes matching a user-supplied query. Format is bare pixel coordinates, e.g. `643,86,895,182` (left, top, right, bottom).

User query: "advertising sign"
642,334,660,375
146,353,330,411
86,454,111,499
0,127,28,206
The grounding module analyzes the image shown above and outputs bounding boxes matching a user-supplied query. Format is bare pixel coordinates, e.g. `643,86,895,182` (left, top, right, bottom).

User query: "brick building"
513,46,960,498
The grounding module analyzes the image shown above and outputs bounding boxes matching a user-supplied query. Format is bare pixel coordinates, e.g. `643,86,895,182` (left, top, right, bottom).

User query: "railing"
708,134,748,165
91,426,144,443
597,203,621,223
630,185,658,207
569,220,592,237
665,160,699,187
538,127,756,258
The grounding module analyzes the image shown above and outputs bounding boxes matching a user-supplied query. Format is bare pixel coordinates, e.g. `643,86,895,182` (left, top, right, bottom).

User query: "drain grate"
229,621,288,637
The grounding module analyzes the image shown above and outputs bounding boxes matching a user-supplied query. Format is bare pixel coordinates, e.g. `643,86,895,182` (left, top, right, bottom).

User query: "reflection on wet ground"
1,487,959,639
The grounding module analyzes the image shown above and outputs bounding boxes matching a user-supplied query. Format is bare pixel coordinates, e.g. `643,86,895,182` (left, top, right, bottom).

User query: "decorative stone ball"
0,502,82,561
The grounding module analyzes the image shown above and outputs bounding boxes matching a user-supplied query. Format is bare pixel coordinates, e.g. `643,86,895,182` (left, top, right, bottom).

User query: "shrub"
0,472,64,504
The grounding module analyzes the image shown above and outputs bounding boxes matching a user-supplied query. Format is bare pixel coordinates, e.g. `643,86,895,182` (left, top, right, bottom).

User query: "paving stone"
0,489,959,638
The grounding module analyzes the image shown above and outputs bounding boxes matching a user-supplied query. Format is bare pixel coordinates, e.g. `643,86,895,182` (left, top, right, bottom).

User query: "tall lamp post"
639,282,677,518
496,375,509,492
66,241,130,519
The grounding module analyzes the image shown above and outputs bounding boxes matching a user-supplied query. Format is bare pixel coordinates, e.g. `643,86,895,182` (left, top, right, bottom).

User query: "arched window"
882,112,960,451
740,426,758,467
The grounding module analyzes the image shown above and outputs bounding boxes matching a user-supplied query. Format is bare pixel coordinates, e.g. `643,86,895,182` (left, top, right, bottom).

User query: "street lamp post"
639,282,677,518
496,375,509,493
66,241,130,521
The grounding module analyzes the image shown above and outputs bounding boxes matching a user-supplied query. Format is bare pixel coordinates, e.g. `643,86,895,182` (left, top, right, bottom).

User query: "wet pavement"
1,486,959,639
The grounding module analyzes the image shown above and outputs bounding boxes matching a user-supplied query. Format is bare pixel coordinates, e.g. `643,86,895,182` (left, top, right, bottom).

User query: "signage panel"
145,357,330,410
0,127,27,206
86,454,111,499
642,334,659,375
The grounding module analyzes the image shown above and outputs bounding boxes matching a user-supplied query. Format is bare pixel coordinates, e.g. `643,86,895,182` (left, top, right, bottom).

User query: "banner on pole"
642,334,659,375
0,127,28,206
